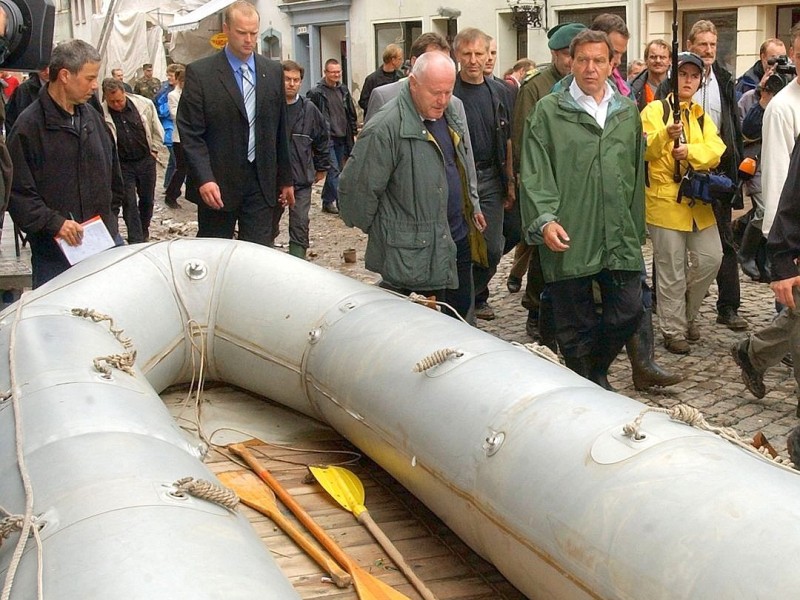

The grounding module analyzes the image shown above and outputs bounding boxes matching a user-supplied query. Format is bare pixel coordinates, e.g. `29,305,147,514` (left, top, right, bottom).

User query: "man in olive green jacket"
520,29,645,388
339,52,487,322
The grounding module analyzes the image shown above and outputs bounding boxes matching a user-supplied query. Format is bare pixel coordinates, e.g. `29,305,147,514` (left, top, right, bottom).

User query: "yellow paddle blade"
309,465,368,517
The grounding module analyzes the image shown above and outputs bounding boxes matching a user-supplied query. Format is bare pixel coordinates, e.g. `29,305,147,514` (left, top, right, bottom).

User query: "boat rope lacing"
172,477,239,511
3,293,45,600
511,341,561,365
623,404,797,472
412,348,463,372
71,308,137,377
93,352,137,377
0,515,22,546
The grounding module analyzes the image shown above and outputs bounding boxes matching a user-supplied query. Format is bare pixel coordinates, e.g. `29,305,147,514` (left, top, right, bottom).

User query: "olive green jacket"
339,81,487,290
519,84,646,283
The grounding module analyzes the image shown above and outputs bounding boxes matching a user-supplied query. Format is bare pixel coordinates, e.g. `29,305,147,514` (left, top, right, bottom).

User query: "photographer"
734,38,786,98
641,52,726,355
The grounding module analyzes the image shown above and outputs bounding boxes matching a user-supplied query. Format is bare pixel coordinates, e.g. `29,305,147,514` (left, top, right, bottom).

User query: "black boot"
564,355,592,379
590,344,622,392
737,221,764,281
538,294,558,353
626,308,683,391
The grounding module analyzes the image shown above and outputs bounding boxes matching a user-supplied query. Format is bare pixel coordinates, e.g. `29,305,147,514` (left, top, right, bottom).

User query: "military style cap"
547,23,587,51
143,63,153,69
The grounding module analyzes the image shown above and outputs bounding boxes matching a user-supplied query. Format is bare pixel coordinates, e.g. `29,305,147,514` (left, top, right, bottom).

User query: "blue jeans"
321,136,348,207
472,169,505,305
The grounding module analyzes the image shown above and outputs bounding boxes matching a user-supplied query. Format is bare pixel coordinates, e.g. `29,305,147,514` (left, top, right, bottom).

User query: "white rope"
511,341,561,365
412,348,463,372
622,404,798,472
2,293,44,600
406,292,470,326
72,308,137,377
172,477,239,511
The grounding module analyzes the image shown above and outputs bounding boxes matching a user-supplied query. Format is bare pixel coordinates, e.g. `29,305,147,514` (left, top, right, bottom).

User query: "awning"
167,0,236,32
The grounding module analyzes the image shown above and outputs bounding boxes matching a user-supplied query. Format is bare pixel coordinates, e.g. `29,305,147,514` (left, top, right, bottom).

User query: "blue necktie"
240,63,256,162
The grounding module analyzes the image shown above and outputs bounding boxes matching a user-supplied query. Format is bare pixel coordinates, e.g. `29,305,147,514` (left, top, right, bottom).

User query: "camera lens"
0,1,25,55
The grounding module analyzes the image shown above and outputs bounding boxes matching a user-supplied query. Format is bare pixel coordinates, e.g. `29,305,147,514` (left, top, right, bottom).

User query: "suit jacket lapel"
216,52,248,120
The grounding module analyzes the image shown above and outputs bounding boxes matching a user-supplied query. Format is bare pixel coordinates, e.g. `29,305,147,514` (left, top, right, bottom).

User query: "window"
373,21,422,69
558,6,627,73
777,6,800,50
262,28,282,61
683,10,737,75
517,28,527,60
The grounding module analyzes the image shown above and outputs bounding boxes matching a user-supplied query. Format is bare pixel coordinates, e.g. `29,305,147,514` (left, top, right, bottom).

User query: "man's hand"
474,212,487,233
503,182,517,210
771,276,800,309
666,122,683,141
672,143,689,161
199,181,223,209
279,185,295,209
57,220,84,247
542,221,570,252
314,170,327,184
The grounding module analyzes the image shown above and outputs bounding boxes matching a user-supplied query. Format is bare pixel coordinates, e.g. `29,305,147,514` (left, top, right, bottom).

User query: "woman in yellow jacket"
642,52,726,355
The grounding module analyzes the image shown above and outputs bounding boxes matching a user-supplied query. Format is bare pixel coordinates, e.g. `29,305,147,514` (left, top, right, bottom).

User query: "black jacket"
307,80,358,154
287,96,331,188
5,73,44,131
735,60,764,99
178,51,293,210
767,134,800,280
358,67,400,111
8,87,123,258
453,75,512,189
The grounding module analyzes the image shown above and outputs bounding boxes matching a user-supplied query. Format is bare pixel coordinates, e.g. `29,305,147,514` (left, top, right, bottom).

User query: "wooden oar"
310,465,439,600
218,470,351,589
228,443,411,600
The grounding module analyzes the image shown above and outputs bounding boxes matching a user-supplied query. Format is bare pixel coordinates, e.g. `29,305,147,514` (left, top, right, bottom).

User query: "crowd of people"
2,2,800,405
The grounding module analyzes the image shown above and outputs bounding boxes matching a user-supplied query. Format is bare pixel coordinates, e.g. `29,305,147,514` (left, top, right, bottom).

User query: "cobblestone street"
149,182,799,458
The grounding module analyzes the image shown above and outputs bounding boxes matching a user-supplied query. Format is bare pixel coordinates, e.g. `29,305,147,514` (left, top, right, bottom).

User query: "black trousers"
120,155,156,243
547,269,642,368
197,161,276,246
712,202,740,313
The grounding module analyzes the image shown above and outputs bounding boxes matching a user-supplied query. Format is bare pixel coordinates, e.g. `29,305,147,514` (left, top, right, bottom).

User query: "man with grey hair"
452,27,514,321
339,52,487,322
8,39,124,288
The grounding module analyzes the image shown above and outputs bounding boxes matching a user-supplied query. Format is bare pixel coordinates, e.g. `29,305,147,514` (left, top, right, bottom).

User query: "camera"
767,54,797,77
0,0,55,70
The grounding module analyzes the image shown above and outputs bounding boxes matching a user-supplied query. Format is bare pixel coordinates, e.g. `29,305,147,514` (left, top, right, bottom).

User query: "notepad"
56,215,115,265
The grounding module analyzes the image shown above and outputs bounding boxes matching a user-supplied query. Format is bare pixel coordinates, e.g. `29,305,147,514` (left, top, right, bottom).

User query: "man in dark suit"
178,0,294,245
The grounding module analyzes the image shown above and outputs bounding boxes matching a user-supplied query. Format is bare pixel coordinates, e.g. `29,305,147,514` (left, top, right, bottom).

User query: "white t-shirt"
761,80,800,234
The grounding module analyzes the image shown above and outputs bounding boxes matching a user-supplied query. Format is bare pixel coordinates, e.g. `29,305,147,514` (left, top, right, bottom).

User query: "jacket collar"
40,84,85,131
396,79,467,141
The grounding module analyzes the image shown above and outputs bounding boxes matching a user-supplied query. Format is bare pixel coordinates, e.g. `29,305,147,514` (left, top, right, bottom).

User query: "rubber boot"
737,221,763,281
563,355,592,379
626,308,683,391
590,343,622,392
288,242,307,259
537,293,558,353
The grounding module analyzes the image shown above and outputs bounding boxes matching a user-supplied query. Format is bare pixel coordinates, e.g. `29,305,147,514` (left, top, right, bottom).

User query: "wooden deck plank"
207,435,525,599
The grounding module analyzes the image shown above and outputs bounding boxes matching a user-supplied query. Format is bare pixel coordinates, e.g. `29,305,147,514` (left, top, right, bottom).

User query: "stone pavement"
149,182,799,458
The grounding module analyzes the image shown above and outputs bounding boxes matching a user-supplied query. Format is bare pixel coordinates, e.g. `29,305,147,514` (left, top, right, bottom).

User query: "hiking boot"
730,339,766,399
687,320,701,342
322,203,339,214
474,302,496,321
506,275,522,293
716,308,748,331
664,337,690,355
165,198,181,209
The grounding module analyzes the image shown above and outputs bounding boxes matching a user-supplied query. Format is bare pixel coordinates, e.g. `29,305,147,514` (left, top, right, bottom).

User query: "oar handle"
229,444,356,571
358,510,440,600
262,503,352,589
